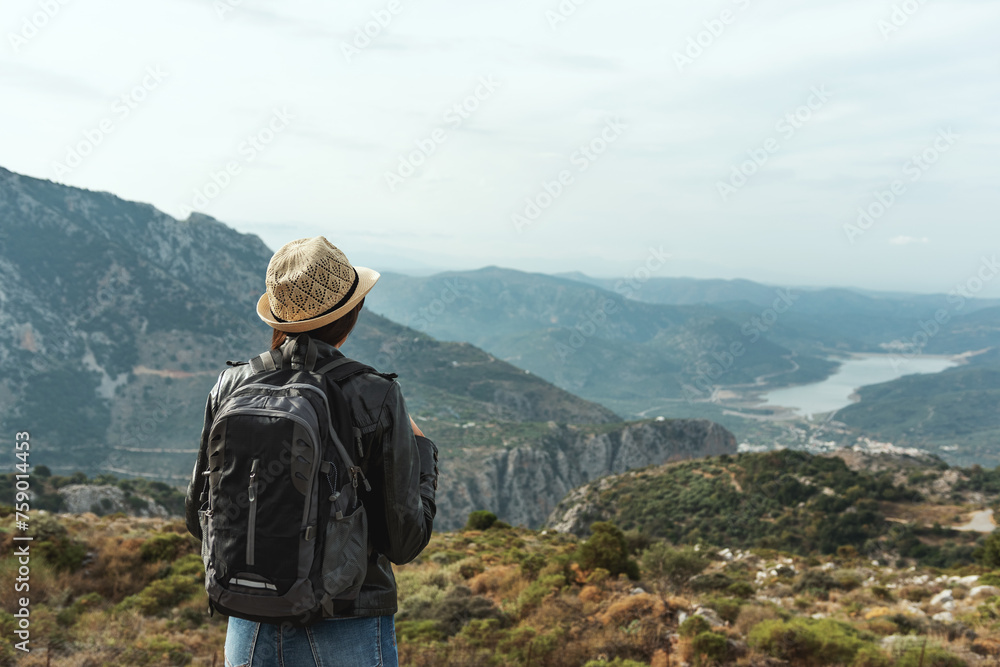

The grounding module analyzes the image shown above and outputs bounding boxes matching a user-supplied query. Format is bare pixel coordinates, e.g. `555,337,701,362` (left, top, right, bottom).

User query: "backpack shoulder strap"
315,356,375,381
249,349,283,374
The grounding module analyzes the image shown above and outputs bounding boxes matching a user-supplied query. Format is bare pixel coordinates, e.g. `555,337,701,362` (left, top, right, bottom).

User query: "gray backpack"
197,335,380,625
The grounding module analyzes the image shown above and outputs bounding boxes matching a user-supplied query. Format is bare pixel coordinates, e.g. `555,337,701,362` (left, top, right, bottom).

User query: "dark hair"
270,298,365,350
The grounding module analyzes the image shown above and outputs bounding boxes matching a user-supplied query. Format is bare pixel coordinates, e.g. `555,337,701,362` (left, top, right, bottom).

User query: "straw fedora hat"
256,237,380,333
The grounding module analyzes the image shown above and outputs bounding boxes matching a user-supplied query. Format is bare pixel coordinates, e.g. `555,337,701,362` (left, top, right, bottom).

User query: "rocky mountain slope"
437,418,736,530
0,166,731,530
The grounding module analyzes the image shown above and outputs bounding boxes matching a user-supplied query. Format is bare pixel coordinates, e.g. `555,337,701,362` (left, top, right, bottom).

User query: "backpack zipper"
247,458,259,566
214,406,321,535
236,382,368,491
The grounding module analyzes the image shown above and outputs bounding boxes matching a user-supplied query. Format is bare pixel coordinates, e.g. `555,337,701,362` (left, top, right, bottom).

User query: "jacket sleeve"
371,381,438,564
185,379,219,541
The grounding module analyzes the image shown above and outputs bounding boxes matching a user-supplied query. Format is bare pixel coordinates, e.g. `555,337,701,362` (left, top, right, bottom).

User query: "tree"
576,522,639,580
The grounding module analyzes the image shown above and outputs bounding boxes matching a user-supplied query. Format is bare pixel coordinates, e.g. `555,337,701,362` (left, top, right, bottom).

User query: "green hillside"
549,449,999,568
365,268,833,414
835,351,1000,466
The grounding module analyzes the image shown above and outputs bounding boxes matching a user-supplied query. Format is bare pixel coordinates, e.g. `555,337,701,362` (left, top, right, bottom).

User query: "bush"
749,617,875,666
727,580,755,598
852,646,891,667
977,531,1000,568
679,615,712,637
794,570,839,596
704,596,742,624
692,631,729,665
640,542,707,589
690,572,734,593
576,522,639,580
427,585,505,636
517,574,565,612
123,573,202,616
466,511,498,531
895,643,967,667
140,533,189,562
36,537,87,572
396,619,446,644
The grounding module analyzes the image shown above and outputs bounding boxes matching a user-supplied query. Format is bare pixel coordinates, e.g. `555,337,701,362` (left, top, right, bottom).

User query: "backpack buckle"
304,524,316,541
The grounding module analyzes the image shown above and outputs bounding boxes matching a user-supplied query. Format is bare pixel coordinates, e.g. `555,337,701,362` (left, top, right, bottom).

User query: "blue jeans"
225,615,398,667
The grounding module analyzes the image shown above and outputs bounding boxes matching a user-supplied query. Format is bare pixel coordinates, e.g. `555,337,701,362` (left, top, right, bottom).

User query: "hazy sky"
2,0,998,295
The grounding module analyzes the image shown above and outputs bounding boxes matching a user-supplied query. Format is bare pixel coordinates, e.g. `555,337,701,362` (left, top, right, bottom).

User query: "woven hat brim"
256,266,380,333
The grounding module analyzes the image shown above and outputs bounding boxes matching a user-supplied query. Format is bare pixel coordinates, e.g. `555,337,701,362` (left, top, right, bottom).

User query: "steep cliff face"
437,418,736,530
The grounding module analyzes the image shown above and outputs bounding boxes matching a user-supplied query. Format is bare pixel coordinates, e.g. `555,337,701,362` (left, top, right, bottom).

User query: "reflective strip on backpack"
230,577,277,591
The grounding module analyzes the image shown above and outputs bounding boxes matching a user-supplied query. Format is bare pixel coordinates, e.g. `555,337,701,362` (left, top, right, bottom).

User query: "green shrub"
894,643,966,667
794,570,839,596
690,572,734,592
679,615,712,638
427,585,505,635
517,574,565,612
704,596,742,624
140,533,188,562
692,631,729,665
124,573,202,616
575,522,639,580
726,580,755,598
640,542,707,589
169,554,204,577
851,646,890,667
833,569,863,591
978,572,1000,586
466,510,498,531
27,513,67,541
36,537,87,572
749,617,875,666
976,531,1000,568
396,619,446,643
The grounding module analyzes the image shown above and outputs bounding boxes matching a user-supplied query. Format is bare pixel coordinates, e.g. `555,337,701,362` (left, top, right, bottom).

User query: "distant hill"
548,448,994,567
557,272,1000,356
365,267,835,415
834,349,1000,467
366,267,1000,465
0,166,732,530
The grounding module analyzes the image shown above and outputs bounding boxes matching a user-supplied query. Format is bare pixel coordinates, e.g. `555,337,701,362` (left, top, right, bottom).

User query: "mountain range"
0,166,733,529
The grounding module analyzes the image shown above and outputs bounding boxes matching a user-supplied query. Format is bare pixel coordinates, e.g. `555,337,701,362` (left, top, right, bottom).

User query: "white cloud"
0,0,996,296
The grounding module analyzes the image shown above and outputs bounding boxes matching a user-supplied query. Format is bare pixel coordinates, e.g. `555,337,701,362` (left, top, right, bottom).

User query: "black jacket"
184,336,439,617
